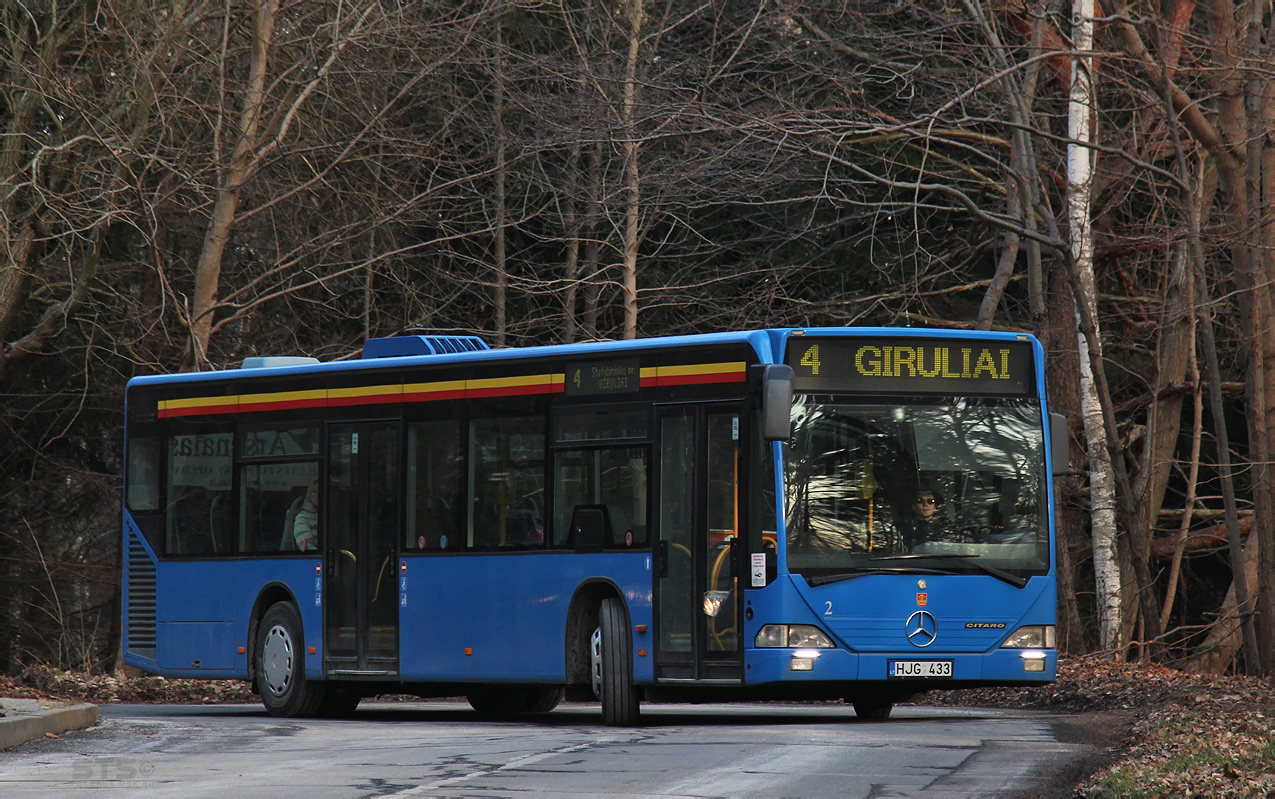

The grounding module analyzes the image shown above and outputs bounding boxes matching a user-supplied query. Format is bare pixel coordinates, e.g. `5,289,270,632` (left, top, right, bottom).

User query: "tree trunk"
1067,0,1123,654
582,141,604,338
185,0,281,371
561,143,583,344
492,3,508,348
620,0,643,340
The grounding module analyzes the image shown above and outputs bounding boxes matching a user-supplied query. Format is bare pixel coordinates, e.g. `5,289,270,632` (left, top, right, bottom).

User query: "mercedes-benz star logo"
905,610,937,647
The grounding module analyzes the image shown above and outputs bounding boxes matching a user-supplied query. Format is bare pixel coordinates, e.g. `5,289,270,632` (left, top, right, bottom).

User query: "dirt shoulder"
5,656,1273,795
914,656,1275,796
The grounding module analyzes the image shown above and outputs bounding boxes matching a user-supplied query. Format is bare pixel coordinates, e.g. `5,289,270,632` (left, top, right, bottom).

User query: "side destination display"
786,337,1035,396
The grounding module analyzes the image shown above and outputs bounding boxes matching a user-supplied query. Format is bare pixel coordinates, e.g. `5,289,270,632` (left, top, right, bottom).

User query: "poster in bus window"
169,434,232,491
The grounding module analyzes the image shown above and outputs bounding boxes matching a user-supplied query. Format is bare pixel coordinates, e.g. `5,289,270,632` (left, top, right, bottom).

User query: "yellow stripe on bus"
402,379,467,396
327,384,402,402
657,361,746,378
160,396,238,412
466,374,557,392
237,389,328,407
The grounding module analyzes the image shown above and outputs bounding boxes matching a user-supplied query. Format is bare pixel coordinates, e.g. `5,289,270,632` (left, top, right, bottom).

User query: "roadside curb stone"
0,698,100,750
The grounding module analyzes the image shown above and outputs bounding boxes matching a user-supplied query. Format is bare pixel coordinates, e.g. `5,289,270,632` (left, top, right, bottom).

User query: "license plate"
889,660,953,678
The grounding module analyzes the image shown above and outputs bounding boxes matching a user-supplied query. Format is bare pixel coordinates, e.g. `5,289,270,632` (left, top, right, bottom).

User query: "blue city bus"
122,328,1066,723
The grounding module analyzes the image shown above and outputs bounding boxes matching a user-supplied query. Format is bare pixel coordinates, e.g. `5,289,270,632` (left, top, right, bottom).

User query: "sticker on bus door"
751,553,766,587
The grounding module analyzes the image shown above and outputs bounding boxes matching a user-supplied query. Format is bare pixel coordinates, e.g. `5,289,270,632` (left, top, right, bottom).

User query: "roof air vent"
362,335,491,359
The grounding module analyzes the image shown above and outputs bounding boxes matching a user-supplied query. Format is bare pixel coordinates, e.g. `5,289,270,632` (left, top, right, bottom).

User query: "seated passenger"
292,481,319,552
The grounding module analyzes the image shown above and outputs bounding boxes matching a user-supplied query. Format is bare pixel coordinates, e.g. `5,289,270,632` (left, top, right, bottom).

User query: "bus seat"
280,493,305,551
209,492,232,554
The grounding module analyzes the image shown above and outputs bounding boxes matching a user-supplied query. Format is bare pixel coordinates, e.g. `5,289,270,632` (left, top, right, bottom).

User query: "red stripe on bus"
466,383,563,399
652,372,744,387
159,403,238,418
239,398,328,413
402,389,466,403
326,393,401,408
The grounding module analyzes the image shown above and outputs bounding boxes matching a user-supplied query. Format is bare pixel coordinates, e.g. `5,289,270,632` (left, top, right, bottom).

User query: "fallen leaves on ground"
918,655,1275,797
0,666,254,705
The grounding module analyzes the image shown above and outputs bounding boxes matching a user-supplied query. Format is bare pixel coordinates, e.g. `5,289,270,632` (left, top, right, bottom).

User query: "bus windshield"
784,396,1049,583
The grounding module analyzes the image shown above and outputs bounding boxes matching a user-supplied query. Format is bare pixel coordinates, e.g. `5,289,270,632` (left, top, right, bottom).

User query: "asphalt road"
0,701,1096,797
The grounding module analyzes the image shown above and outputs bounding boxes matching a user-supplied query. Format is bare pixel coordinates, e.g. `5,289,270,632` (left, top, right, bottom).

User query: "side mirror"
762,364,794,441
1050,413,1070,475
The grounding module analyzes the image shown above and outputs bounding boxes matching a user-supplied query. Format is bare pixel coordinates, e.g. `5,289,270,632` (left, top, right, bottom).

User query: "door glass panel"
366,423,399,660
659,413,695,654
326,428,359,659
704,415,739,653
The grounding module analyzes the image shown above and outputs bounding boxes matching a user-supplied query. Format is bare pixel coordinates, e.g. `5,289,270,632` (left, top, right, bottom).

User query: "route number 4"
801,345,821,375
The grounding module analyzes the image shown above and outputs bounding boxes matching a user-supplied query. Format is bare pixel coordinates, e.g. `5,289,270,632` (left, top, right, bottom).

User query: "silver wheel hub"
261,624,294,696
590,626,603,699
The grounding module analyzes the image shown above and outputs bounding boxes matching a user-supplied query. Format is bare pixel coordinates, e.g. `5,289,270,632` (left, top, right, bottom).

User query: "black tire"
599,597,640,726
852,700,893,720
318,686,361,718
255,602,324,718
520,686,565,713
467,686,531,715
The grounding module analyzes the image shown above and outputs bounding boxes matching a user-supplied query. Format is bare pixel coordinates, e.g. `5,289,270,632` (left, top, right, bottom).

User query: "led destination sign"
565,359,640,396
786,337,1035,395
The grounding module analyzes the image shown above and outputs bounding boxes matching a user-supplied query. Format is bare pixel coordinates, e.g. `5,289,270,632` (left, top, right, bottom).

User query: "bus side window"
407,421,461,551
553,447,648,548
239,463,319,553
469,416,545,549
166,432,232,556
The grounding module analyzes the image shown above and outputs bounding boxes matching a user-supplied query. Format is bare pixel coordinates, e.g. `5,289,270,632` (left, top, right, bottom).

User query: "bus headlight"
1000,625,1056,649
754,625,835,648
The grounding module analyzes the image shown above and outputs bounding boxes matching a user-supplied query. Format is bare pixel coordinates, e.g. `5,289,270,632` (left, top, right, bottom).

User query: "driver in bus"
899,486,947,552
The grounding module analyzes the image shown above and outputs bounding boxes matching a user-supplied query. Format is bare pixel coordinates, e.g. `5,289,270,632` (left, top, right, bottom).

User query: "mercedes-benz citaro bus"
122,328,1066,724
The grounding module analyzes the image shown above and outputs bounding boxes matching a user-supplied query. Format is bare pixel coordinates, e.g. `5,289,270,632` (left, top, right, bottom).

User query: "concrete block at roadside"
0,698,100,750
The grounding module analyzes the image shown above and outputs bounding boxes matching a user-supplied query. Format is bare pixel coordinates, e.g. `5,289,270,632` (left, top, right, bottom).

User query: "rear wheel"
467,686,531,715
852,699,893,720
520,686,565,713
256,602,324,718
597,597,640,726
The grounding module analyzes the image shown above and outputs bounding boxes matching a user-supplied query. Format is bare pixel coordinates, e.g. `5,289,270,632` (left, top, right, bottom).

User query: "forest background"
2,0,1274,680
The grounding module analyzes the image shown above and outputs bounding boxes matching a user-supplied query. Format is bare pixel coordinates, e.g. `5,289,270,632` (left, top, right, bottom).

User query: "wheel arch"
564,578,625,687
247,582,303,683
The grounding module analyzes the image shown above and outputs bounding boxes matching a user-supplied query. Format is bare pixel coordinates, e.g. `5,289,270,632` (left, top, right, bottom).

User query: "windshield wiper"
868,553,1029,589
804,567,951,587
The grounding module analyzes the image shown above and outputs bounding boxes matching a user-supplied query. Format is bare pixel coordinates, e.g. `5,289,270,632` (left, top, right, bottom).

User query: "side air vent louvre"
126,528,157,658
362,335,491,359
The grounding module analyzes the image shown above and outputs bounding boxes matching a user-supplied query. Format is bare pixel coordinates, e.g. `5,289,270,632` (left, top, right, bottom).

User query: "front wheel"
596,597,640,726
256,602,324,717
